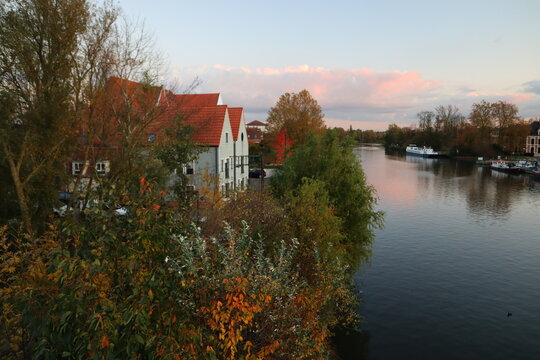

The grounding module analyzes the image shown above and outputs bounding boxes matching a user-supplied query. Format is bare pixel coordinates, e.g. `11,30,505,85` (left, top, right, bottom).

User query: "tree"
0,0,192,232
266,90,325,147
468,100,495,155
285,178,344,282
0,0,92,233
417,111,435,132
491,101,520,151
384,124,415,151
271,130,383,271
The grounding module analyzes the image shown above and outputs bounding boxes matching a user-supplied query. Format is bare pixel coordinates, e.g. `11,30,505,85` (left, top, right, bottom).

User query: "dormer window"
147,133,157,142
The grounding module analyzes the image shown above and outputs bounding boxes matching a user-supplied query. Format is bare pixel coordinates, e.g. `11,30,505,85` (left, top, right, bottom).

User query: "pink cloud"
508,93,534,103
170,64,540,130
175,64,441,111
464,90,535,104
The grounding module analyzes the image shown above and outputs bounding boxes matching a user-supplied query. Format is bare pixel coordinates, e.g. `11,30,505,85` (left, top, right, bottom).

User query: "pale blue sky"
117,0,540,129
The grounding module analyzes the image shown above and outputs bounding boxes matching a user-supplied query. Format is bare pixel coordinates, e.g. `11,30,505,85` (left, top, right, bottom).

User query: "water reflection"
360,149,540,222
351,147,540,360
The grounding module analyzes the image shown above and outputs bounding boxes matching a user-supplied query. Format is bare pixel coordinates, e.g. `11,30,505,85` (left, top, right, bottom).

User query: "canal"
347,146,540,359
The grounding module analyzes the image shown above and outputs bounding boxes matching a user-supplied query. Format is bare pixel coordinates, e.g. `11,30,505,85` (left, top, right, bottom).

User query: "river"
346,146,540,359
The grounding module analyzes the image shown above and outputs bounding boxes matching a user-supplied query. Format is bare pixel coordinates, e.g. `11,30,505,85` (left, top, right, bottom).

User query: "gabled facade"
525,120,540,156
228,107,249,190
175,105,235,194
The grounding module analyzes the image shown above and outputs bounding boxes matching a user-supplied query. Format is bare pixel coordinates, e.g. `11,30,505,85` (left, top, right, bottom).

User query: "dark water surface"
351,147,540,360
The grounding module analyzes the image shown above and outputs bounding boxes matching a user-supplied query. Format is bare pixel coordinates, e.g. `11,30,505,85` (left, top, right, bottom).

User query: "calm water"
351,147,540,360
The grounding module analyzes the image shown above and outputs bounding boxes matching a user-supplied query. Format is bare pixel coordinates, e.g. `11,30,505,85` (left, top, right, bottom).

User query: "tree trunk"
7,159,33,234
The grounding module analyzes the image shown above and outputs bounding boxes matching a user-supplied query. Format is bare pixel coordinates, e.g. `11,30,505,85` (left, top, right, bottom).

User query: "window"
240,156,244,173
221,160,224,172
147,133,157,142
96,161,108,175
72,161,83,175
226,133,229,143
183,162,194,175
241,133,244,141
532,138,535,145
532,147,535,154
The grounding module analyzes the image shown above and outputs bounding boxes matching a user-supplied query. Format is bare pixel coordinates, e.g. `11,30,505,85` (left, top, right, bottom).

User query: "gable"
228,107,244,141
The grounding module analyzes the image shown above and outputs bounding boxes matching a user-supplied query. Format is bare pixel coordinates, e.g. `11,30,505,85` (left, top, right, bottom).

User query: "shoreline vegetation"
382,102,536,159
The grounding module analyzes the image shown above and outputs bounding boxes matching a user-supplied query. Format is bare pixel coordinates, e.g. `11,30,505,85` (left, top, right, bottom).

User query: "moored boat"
405,145,441,158
490,161,521,174
529,170,540,181
515,160,537,173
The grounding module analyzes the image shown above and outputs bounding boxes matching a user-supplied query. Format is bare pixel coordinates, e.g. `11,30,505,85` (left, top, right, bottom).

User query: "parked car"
249,169,266,178
53,199,128,217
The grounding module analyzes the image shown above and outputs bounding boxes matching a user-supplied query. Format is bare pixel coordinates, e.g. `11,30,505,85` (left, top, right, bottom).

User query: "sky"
116,0,540,130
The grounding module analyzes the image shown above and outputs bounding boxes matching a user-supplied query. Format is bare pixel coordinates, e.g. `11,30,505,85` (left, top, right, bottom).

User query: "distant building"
246,127,263,144
246,120,267,132
246,120,266,144
525,120,540,156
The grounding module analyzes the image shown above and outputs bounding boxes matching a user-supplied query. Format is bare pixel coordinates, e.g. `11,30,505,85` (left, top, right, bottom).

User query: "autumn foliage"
0,172,361,358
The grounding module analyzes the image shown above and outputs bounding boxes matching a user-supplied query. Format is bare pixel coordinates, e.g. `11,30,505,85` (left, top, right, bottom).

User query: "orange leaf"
101,335,109,348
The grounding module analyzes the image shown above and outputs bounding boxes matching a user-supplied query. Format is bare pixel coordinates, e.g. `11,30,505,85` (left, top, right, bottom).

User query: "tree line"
384,101,533,156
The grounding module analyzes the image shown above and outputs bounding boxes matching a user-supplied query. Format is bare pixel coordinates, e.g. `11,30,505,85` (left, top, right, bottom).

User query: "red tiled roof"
88,78,230,148
183,106,227,146
228,107,243,141
147,105,228,147
247,120,266,127
174,93,220,107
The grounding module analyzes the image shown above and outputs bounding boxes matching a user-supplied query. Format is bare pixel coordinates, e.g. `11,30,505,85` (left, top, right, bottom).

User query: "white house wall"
217,110,235,193
191,147,218,188
234,112,249,189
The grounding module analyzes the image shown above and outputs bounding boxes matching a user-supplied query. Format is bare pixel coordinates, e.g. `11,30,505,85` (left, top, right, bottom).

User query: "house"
152,103,249,194
246,120,267,132
67,78,249,196
246,120,266,144
246,127,263,144
525,120,540,156
228,107,249,190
